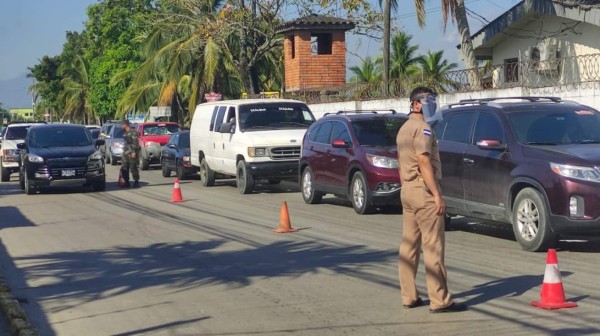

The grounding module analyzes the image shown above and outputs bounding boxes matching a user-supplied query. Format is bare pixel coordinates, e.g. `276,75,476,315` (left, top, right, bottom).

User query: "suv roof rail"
324,109,398,116
8,120,47,125
455,96,562,106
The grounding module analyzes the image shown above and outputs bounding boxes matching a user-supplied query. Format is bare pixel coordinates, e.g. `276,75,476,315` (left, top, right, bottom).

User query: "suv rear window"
142,124,180,135
351,118,405,146
5,126,31,140
239,103,315,131
508,108,600,145
30,127,92,148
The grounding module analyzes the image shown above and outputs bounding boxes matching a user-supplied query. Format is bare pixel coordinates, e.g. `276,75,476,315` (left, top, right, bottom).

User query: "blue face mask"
418,95,442,124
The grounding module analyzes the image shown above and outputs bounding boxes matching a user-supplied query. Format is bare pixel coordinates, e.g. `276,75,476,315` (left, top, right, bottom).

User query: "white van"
190,99,316,194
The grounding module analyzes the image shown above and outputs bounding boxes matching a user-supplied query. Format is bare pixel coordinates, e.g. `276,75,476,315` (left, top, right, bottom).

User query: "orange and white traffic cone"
117,169,126,187
531,249,578,310
273,201,299,233
172,178,184,203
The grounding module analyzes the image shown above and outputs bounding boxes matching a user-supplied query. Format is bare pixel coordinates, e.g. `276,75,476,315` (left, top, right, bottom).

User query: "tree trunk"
382,0,391,95
455,0,480,88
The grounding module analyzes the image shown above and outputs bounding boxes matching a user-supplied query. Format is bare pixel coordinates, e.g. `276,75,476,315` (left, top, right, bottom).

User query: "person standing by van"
121,120,141,188
396,86,467,313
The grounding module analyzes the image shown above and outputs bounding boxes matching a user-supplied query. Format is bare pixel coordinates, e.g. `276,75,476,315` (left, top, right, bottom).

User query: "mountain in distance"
0,74,34,109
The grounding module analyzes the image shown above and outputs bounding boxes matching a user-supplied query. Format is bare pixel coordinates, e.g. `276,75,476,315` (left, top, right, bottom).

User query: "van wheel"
512,188,557,252
301,167,322,204
1,161,9,182
350,171,374,214
236,161,254,194
139,154,150,171
161,159,171,177
200,158,214,187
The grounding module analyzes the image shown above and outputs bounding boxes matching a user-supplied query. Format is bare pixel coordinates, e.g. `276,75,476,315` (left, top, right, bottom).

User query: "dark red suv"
299,111,407,214
436,96,600,251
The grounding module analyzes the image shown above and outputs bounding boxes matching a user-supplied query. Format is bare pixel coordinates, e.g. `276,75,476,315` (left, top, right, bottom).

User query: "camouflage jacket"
123,129,140,155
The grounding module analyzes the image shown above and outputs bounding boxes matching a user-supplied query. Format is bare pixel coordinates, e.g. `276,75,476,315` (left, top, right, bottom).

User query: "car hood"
243,129,306,147
31,146,97,159
526,143,600,165
361,146,398,158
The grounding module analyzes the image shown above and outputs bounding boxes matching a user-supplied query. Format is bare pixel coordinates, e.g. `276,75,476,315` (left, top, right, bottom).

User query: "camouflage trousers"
121,152,140,182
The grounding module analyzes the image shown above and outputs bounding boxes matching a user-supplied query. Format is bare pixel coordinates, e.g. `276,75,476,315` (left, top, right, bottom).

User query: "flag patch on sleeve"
423,129,432,137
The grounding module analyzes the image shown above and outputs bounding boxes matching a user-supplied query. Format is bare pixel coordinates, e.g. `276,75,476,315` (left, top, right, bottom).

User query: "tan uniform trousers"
399,179,453,309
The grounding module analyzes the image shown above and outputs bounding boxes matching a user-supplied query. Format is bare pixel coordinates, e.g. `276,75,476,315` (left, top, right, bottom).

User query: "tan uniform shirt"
396,114,442,182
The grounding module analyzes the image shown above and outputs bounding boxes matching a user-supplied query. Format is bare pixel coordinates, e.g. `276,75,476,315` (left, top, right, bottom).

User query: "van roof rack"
324,109,397,116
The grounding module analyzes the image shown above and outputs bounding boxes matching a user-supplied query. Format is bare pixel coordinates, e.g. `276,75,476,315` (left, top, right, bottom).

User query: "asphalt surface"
0,165,599,336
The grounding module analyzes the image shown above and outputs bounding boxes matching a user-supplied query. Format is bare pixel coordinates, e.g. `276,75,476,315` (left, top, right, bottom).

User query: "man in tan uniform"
396,86,467,313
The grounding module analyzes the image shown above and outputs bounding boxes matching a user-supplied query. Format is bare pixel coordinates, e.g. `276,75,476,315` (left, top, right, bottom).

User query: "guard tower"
276,14,355,92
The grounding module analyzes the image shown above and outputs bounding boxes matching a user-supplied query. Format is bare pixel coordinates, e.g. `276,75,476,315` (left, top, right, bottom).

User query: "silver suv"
1,122,46,182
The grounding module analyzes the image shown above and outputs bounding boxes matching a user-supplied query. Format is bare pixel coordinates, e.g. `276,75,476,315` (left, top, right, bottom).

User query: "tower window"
311,33,332,55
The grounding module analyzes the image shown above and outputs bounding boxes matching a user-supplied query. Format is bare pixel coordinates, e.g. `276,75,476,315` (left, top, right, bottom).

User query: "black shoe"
403,297,424,309
429,302,468,313
120,182,131,188
133,181,140,188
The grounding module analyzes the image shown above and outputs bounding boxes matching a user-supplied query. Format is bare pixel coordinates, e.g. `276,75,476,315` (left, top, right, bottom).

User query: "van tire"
1,160,9,182
200,158,214,187
237,160,254,194
512,188,557,252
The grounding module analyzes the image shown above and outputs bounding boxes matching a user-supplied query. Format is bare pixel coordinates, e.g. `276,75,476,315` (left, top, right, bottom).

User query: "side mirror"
168,143,177,149
17,143,25,150
105,135,111,139
219,123,235,134
95,139,105,147
332,139,351,149
476,139,505,150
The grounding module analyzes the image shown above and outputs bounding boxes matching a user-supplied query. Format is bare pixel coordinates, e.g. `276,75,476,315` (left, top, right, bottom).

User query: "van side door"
218,106,237,175
207,106,227,172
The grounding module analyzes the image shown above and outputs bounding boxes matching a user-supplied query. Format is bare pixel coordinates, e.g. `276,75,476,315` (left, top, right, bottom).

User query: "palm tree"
418,50,459,93
380,0,425,94
60,55,95,124
440,0,478,86
349,57,383,83
388,32,423,79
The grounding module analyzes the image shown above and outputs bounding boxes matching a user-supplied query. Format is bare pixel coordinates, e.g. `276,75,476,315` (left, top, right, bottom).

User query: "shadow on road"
111,316,210,336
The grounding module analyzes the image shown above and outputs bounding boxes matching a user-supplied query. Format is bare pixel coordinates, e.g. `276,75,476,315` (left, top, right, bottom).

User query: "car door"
463,111,514,220
165,133,179,169
309,121,334,185
437,111,477,213
324,121,352,187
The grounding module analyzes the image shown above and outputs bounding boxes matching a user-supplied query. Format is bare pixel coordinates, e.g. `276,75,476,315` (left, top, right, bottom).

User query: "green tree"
28,56,64,118
440,0,478,84
388,31,422,79
60,55,95,124
349,57,382,83
418,50,458,93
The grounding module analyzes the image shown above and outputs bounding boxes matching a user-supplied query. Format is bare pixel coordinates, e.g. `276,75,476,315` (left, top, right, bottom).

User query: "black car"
160,131,199,179
18,124,106,194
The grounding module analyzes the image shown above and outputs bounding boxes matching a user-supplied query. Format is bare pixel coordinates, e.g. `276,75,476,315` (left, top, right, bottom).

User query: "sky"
0,0,518,105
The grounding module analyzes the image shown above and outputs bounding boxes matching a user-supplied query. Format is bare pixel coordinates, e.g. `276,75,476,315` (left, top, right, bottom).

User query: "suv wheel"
139,153,150,171
0,160,9,182
161,159,171,177
24,173,35,195
301,167,322,204
175,161,186,180
444,214,452,231
200,158,215,187
350,171,374,214
92,179,106,192
236,160,254,194
512,188,557,252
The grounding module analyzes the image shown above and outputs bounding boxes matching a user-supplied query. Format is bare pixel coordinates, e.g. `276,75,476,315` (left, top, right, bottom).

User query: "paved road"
0,165,599,336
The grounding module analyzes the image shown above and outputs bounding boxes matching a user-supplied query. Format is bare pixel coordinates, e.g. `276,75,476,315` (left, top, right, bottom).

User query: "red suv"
437,96,600,251
136,122,181,170
299,111,407,214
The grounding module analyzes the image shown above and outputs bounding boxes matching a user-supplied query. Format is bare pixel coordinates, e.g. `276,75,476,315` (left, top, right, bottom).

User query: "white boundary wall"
308,85,600,119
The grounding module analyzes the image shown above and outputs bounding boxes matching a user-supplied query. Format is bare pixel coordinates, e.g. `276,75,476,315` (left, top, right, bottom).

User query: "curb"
0,277,38,336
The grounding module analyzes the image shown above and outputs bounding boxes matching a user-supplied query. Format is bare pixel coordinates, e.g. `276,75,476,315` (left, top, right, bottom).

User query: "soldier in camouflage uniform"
120,119,140,188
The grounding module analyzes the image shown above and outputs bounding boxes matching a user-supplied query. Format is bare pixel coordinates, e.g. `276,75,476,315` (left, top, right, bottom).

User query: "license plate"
62,169,76,177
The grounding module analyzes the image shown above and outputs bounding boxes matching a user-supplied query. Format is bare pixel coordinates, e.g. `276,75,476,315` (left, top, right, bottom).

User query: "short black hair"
121,119,130,126
409,86,435,102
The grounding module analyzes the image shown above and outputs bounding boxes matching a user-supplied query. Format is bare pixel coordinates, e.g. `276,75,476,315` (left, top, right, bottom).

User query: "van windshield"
5,126,32,140
239,103,315,132
507,108,600,145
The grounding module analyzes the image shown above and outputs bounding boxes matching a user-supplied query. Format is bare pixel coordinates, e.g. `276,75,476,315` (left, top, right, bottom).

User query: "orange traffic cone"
172,178,184,203
117,170,126,187
531,249,578,310
273,201,299,233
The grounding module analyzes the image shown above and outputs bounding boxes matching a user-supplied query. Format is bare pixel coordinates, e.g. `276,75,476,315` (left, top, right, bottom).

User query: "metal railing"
280,53,600,104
